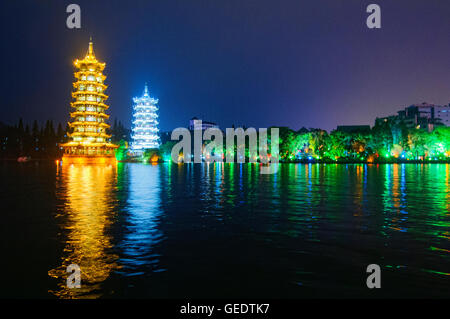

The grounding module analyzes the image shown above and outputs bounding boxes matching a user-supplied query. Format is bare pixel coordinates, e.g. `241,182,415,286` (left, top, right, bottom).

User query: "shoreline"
2,158,449,165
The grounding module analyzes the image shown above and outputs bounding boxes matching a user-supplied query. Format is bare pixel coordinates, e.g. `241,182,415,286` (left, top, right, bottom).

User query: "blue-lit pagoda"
130,84,160,154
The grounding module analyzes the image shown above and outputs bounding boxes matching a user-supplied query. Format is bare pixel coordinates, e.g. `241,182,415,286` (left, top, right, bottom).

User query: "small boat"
17,156,31,163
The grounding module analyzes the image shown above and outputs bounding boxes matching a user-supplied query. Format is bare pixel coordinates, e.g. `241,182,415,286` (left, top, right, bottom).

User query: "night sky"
1,0,449,132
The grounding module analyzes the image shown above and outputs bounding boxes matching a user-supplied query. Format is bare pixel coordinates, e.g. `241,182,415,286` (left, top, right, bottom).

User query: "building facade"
434,104,450,126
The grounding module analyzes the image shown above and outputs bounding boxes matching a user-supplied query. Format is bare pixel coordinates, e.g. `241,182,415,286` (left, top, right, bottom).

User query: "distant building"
400,103,434,129
434,104,450,126
336,125,371,134
375,102,449,132
189,117,219,131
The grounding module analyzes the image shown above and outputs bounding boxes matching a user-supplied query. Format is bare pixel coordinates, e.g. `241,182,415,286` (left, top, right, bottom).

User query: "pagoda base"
62,154,117,165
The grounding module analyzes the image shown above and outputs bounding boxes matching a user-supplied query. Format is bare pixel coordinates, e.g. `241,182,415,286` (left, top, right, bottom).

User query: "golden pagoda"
61,39,118,164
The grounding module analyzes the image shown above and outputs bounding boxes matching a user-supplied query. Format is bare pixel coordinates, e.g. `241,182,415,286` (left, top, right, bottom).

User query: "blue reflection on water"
116,163,165,276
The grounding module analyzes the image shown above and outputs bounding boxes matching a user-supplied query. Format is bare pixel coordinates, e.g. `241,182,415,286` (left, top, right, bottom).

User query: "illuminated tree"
408,129,428,159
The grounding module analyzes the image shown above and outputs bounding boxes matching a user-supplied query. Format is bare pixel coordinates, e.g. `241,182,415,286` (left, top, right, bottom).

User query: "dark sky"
1,0,449,132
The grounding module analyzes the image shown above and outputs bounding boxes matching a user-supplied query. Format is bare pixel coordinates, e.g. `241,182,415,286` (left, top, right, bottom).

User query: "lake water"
0,162,449,298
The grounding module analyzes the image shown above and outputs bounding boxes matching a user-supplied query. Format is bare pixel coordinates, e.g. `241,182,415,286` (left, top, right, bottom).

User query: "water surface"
0,162,449,298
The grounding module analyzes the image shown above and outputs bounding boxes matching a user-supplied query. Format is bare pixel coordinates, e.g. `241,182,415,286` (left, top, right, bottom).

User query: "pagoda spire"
86,37,95,60
144,82,149,96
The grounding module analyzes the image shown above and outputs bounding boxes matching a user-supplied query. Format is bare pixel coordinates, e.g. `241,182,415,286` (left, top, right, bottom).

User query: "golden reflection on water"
48,164,120,298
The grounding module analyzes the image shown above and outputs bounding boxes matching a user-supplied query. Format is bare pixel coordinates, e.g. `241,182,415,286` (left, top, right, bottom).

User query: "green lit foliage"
115,139,128,161
427,126,450,158
292,131,311,159
276,122,449,162
408,129,428,159
325,131,347,159
145,124,450,164
159,141,178,162
370,119,394,156
278,127,296,160
309,129,328,158
142,148,160,163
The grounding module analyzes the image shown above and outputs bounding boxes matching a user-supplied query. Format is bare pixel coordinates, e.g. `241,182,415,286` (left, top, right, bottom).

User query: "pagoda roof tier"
73,41,106,71
61,141,118,149
74,61,106,72
72,91,108,99
70,111,110,118
68,132,112,138
70,106,110,112
71,101,109,108
73,81,107,89
74,71,106,81
73,61,105,70
68,121,110,128
133,119,159,124
133,98,159,105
